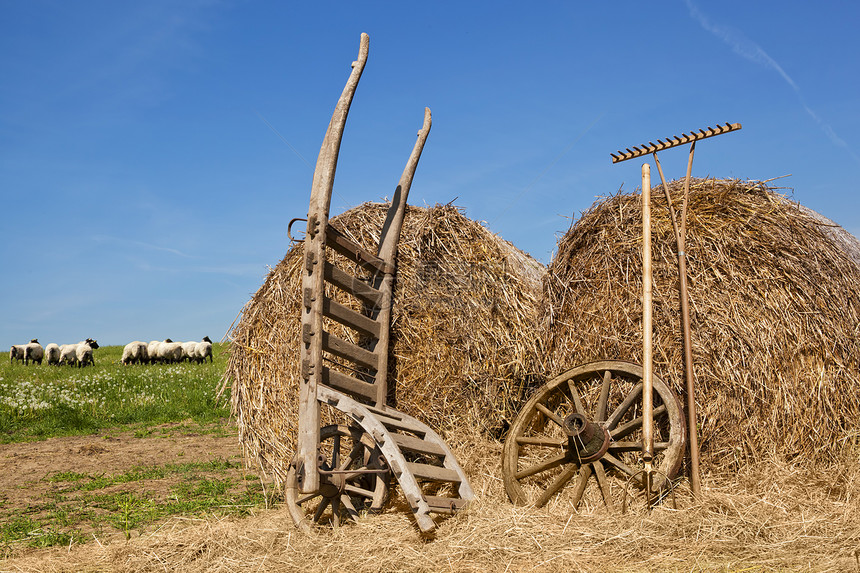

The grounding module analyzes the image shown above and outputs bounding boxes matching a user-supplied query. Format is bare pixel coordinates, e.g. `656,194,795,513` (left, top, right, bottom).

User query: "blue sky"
2,1,858,348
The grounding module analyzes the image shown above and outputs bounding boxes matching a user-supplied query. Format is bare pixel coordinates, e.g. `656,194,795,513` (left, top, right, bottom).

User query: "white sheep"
75,339,99,368
24,339,44,365
156,339,183,363
146,341,161,364
194,336,213,364
10,344,26,364
59,343,79,366
121,341,148,365
45,343,61,365
181,341,198,362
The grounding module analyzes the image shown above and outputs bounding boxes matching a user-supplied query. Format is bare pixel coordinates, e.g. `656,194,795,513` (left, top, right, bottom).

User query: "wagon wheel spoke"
344,484,376,498
338,444,364,472
331,433,341,469
515,436,566,448
592,462,613,510
340,494,360,520
602,452,638,479
533,463,580,508
514,452,569,480
295,492,322,505
535,402,565,428
312,497,330,523
605,383,642,430
566,379,587,415
570,464,594,509
331,497,341,528
596,370,612,422
610,404,668,440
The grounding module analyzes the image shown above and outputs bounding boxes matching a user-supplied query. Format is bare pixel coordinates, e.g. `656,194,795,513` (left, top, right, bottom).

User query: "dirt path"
0,421,247,527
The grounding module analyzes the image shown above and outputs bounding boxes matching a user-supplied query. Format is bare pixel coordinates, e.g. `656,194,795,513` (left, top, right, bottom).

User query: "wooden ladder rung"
391,432,446,456
424,495,470,514
324,261,384,308
305,288,381,339
375,412,429,435
326,226,393,275
321,366,377,402
405,462,462,484
302,325,379,371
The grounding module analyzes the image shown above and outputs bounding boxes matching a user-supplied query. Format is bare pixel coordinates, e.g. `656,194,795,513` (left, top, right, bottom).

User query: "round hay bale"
543,178,860,468
223,202,545,486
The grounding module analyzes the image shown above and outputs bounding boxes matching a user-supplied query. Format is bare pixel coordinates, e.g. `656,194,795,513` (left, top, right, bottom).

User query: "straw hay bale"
543,177,860,467
223,202,545,487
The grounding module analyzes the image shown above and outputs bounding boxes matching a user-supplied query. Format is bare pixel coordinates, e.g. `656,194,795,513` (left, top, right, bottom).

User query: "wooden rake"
611,122,742,499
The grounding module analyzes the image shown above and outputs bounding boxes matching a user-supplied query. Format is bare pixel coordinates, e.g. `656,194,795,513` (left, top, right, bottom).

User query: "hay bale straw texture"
543,177,860,467
224,202,545,487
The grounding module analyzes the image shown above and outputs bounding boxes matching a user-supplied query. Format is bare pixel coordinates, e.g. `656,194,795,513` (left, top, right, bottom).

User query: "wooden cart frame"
285,34,473,533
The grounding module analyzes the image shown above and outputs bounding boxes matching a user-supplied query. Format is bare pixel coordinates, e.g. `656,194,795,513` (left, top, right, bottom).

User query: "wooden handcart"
285,33,473,533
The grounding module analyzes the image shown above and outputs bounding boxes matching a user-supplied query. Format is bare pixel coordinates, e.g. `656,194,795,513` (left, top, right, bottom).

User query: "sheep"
121,341,148,365
194,336,213,364
75,339,99,368
59,338,98,366
59,343,79,366
10,345,26,364
24,339,44,365
156,339,183,364
181,341,198,362
45,343,61,365
147,340,161,364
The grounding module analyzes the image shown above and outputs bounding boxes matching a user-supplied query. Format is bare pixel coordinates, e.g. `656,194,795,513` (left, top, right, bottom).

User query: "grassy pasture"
1,343,231,442
0,342,272,554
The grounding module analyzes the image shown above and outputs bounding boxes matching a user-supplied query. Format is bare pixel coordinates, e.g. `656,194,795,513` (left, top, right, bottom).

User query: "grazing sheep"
24,339,44,365
75,339,99,368
147,340,161,364
156,339,183,364
10,345,26,364
59,343,79,366
59,338,99,366
194,336,213,364
121,341,148,365
45,343,61,365
181,341,198,362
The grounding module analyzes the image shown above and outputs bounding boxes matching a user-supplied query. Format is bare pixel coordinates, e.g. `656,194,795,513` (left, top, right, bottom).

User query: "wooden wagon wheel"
286,424,390,531
502,360,686,510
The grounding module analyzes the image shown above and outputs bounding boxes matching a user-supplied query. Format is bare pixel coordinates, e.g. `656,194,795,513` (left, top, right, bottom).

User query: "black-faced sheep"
194,336,213,364
75,339,99,368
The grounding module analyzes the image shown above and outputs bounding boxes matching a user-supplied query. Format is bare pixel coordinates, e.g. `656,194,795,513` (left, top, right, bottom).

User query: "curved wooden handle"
378,107,433,263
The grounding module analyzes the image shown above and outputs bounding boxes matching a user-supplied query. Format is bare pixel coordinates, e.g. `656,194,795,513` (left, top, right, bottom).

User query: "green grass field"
1,343,231,442
0,343,271,553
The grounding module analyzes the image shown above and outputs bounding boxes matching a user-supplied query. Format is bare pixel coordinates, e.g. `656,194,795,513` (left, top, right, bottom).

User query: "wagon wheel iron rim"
502,360,686,511
285,424,390,531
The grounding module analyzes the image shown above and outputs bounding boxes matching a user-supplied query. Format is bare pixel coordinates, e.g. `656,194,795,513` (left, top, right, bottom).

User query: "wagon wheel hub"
563,413,611,464
318,474,345,498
